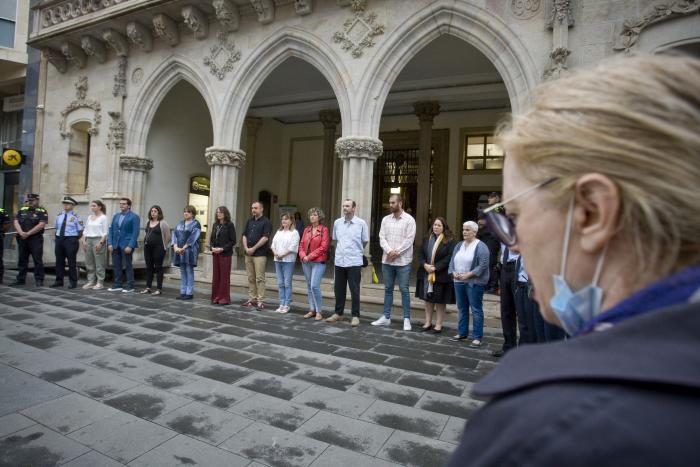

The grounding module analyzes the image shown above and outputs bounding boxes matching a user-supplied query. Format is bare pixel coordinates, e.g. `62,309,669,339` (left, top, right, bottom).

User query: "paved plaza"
0,279,502,467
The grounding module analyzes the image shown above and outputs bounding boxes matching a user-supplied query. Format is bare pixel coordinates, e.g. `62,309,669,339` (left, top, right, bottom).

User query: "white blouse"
271,229,300,262
83,214,108,238
453,239,481,280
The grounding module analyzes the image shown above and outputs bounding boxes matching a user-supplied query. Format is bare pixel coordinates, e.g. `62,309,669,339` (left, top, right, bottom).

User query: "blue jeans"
180,265,195,295
382,263,411,319
454,282,485,339
112,248,134,289
302,261,326,312
275,261,295,306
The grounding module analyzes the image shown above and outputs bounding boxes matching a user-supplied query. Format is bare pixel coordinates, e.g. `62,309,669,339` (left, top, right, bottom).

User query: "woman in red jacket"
299,207,329,320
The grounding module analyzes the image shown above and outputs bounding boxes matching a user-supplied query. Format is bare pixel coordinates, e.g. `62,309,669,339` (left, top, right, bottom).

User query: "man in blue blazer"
107,198,140,292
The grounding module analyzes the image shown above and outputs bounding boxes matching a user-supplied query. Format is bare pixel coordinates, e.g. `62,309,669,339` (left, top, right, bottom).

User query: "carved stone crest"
205,147,246,168
59,75,101,139
153,13,180,46
511,0,542,19
106,111,125,151
119,155,154,172
614,0,699,52
335,136,383,160
332,0,385,58
213,0,240,31
203,30,242,81
182,5,209,40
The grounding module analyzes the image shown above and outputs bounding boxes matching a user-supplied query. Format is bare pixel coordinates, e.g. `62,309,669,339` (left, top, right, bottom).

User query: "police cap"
26,193,40,201
62,196,78,205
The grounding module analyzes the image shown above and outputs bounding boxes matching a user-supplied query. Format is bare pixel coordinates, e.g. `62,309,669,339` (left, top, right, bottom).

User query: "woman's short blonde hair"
497,53,700,281
307,207,325,223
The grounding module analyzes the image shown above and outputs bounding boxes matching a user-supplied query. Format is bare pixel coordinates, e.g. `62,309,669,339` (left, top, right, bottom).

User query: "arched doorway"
144,80,213,234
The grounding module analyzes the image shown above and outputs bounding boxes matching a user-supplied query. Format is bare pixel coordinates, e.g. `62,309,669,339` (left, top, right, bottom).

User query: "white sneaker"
122,288,135,293
279,306,289,314
108,286,123,292
371,316,391,326
82,282,95,290
403,319,412,331
275,305,284,313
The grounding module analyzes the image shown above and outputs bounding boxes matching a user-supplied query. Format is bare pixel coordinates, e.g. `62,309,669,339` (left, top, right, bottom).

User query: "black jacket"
416,236,454,284
209,222,237,257
447,300,700,467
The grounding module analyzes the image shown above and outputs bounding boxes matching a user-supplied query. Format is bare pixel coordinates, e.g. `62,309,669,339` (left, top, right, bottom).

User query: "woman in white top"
271,213,300,313
81,200,109,289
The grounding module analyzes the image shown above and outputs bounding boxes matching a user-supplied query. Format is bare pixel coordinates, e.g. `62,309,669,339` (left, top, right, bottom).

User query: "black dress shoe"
68,283,77,289
450,335,468,342
431,328,443,334
35,281,43,287
50,282,64,288
9,281,25,286
492,349,505,358
175,295,184,300
417,325,432,332
182,294,193,300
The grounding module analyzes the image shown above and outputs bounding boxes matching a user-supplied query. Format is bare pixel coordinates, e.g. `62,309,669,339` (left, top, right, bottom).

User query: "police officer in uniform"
11,194,48,286
52,196,83,288
0,206,10,284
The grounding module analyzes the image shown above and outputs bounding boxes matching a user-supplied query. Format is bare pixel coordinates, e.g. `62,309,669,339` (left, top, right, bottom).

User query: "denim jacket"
448,240,490,286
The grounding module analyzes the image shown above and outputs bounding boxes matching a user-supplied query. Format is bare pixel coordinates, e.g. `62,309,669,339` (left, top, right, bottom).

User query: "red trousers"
211,254,232,304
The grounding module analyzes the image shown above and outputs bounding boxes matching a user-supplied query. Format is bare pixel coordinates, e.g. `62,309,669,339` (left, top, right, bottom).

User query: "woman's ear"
573,173,620,253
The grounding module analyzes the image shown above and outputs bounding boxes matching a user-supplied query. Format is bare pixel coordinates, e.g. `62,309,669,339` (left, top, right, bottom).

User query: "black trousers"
499,262,518,350
515,281,536,345
144,243,166,289
487,263,499,290
55,236,80,284
334,265,362,317
16,235,44,283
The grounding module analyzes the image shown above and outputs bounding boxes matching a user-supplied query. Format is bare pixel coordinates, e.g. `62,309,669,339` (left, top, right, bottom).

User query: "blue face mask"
549,198,607,336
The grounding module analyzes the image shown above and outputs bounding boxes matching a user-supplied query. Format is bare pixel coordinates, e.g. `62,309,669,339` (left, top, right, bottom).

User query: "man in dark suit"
107,198,140,293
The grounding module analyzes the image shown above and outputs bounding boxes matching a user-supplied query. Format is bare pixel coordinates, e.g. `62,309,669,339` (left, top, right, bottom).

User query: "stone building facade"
26,0,700,271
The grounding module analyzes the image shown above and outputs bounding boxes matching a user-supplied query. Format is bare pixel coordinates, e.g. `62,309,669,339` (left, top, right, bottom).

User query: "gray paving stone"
348,378,424,407
296,411,394,456
6,330,62,349
416,391,484,420
290,366,361,391
0,413,37,438
50,367,141,400
170,379,254,409
63,449,127,466
309,445,401,467
439,416,466,444
69,412,178,464
20,393,121,434
191,362,252,384
220,422,328,467
154,401,253,445
128,434,249,466
0,362,71,416
361,399,450,439
103,385,192,420
0,425,91,466
143,371,197,390
230,393,318,431
237,373,313,400
239,356,301,376
337,360,404,382
396,373,467,396
292,386,375,418
377,430,457,467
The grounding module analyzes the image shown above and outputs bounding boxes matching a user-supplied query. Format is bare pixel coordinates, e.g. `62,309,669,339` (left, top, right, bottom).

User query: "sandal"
139,288,152,294
315,313,324,321
152,290,161,296
304,311,315,319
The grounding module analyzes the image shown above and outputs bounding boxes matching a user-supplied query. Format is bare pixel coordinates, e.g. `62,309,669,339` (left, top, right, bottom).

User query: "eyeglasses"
481,177,558,246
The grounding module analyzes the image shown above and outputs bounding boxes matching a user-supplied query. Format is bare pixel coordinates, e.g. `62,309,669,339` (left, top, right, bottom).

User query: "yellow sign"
2,149,22,167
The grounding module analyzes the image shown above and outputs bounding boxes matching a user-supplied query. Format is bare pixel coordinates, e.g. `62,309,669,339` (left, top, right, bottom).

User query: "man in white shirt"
372,194,416,330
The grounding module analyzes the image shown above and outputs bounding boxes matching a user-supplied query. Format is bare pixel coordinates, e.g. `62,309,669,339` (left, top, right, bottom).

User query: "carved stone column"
119,155,153,216
414,101,440,245
544,0,574,79
240,117,262,231
319,110,341,220
206,147,246,235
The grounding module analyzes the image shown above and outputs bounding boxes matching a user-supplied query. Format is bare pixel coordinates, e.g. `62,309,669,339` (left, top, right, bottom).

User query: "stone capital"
119,155,154,172
205,147,246,168
414,101,441,123
335,136,383,160
319,109,341,130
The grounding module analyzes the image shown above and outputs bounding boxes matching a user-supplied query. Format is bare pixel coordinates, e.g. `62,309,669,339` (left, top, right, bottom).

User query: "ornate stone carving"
40,0,133,28
126,21,153,52
294,0,313,16
103,28,129,57
119,155,153,172
106,111,125,150
182,5,209,40
205,147,246,168
335,136,383,160
61,41,87,69
543,47,571,80
153,13,179,46
113,56,127,98
80,35,107,63
546,0,574,28
614,0,699,52
319,109,341,129
131,68,144,85
43,47,68,73
59,75,101,139
332,0,385,58
511,0,542,19
203,31,242,81
413,101,440,122
212,0,240,31
250,0,274,24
